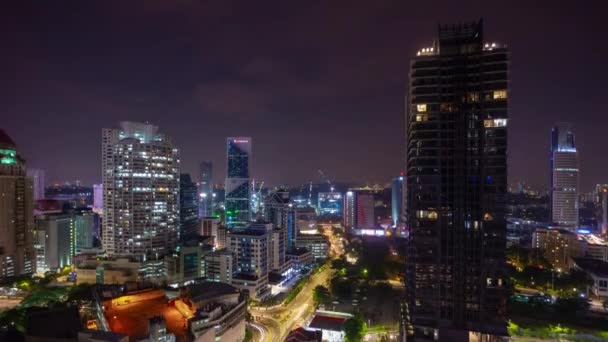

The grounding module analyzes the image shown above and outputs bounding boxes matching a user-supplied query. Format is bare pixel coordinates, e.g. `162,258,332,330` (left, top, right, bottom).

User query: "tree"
330,276,352,299
331,257,347,270
554,296,590,315
344,314,367,342
313,285,330,306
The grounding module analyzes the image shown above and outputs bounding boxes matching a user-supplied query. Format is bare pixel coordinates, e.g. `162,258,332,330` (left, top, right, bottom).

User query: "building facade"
27,168,45,201
533,228,581,271
93,183,103,215
203,249,236,283
225,138,251,229
295,234,329,261
317,192,343,216
102,122,179,260
180,174,200,240
34,209,96,273
0,130,36,278
391,176,404,227
199,161,213,217
550,124,579,229
404,21,508,340
264,189,297,250
343,190,375,231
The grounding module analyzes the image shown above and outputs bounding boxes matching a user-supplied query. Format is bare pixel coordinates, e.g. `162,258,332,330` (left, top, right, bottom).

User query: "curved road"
251,264,334,341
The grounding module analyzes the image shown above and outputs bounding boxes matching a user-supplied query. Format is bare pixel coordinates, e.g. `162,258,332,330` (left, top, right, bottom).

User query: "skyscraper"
27,168,45,201
405,20,508,340
0,130,36,278
343,189,375,233
550,123,579,229
92,183,103,215
225,137,251,229
391,176,403,227
180,173,200,240
102,122,179,260
199,161,213,217
264,189,297,250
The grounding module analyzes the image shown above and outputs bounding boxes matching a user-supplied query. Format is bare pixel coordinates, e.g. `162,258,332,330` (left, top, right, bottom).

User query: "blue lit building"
264,189,297,250
225,137,251,229
550,123,579,229
317,192,343,216
391,176,403,227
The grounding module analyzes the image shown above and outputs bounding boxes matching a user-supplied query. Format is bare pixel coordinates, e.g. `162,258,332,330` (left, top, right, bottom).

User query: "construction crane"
318,169,334,192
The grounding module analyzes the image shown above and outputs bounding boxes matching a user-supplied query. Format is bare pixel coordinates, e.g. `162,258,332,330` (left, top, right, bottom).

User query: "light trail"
247,322,268,342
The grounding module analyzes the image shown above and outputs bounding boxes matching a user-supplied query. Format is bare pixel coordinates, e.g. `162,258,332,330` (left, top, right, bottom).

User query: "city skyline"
3,2,608,189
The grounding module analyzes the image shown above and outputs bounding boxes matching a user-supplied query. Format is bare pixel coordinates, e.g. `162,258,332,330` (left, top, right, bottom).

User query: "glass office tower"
225,137,251,229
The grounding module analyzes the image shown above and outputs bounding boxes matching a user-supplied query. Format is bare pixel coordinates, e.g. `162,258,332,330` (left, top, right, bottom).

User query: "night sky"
2,1,607,190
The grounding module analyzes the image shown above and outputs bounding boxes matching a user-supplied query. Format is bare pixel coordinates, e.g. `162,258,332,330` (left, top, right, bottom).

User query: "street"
250,264,334,341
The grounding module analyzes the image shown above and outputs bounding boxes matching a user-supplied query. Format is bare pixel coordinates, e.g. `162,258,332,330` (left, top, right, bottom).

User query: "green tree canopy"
313,285,330,306
344,314,367,342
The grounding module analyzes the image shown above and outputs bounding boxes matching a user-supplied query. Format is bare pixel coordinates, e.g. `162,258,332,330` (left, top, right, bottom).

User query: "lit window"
467,92,480,103
483,119,507,128
440,103,454,112
493,90,507,99
416,210,438,220
483,213,494,221
416,104,427,112
415,114,427,122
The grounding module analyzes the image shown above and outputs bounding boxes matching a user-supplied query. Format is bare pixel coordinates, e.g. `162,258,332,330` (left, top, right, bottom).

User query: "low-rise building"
578,233,608,262
532,228,582,271
231,272,270,301
572,258,608,298
286,247,314,271
184,282,247,341
202,248,236,283
164,244,210,285
285,327,322,342
307,311,352,342
295,234,329,261
75,258,141,285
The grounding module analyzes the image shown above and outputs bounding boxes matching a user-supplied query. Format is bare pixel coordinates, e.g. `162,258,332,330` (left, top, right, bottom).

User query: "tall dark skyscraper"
180,173,200,240
550,123,578,229
405,20,508,341
225,137,251,229
199,161,213,217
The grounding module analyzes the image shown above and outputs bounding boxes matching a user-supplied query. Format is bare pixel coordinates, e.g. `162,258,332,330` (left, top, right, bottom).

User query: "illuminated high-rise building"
550,123,579,229
391,176,404,227
264,189,297,250
0,130,36,278
92,183,103,215
225,137,251,229
27,168,45,201
102,122,179,260
199,161,213,217
343,189,374,232
595,184,608,236
405,20,508,340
